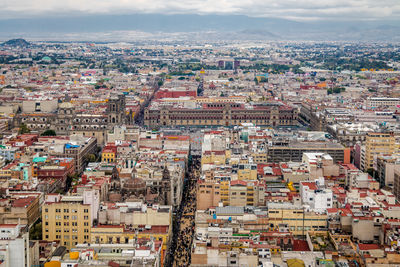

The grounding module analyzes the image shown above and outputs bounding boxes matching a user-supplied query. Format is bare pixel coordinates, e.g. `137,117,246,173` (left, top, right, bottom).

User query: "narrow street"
134,76,161,126
167,156,200,267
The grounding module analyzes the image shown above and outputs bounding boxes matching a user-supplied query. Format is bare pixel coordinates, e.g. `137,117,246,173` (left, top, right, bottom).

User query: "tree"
29,222,42,240
18,123,30,134
327,87,345,95
85,153,97,163
41,129,56,136
366,168,375,178
258,76,268,83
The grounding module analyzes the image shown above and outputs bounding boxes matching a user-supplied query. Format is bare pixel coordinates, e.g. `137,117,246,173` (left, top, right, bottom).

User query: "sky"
1,0,400,21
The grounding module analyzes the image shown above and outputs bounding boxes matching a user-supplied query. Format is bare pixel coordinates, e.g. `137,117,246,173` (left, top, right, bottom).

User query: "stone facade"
144,103,298,127
14,94,128,145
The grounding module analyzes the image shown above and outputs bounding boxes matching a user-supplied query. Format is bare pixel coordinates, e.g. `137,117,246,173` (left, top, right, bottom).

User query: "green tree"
366,168,375,178
18,123,30,134
258,76,268,83
29,222,42,240
327,87,345,95
85,153,97,163
41,129,56,136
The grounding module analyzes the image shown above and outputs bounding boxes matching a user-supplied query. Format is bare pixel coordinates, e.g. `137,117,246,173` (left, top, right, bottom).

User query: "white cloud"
0,0,400,20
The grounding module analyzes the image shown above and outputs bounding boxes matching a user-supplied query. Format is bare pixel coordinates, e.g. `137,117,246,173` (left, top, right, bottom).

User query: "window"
84,209,89,213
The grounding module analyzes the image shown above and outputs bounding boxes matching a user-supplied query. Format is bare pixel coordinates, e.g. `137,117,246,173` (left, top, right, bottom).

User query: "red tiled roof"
231,180,247,186
301,182,317,190
12,196,36,208
358,244,381,250
293,240,310,251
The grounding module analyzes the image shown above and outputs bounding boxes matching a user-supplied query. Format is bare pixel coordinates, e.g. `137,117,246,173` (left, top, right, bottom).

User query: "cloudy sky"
0,0,399,21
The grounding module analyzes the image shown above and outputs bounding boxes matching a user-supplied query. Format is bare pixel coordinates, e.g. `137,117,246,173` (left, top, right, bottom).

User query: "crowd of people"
171,157,199,267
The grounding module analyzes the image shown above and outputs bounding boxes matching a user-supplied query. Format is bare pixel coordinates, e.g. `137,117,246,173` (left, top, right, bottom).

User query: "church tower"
107,93,126,125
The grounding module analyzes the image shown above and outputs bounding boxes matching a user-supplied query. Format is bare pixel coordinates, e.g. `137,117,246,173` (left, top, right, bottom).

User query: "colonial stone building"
144,103,298,128
14,94,129,145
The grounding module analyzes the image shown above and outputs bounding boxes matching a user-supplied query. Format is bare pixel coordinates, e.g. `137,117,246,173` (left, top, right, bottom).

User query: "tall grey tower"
107,93,126,125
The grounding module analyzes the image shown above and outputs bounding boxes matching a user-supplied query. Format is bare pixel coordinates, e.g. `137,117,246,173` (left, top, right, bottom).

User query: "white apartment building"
300,178,333,213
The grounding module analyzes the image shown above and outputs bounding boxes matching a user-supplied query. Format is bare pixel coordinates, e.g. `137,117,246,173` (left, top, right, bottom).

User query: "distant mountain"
0,14,399,41
1,38,31,47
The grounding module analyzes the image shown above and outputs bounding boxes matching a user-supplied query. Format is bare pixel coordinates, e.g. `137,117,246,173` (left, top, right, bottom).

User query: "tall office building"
361,132,395,171
42,194,92,250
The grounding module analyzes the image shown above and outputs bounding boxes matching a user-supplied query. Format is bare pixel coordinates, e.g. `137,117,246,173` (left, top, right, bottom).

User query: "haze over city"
0,1,400,267
0,0,400,41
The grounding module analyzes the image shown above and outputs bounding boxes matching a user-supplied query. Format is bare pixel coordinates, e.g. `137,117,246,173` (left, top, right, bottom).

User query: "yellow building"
198,179,264,209
42,195,91,250
237,163,257,180
95,202,173,254
90,225,171,253
267,203,327,236
0,168,11,179
201,151,226,166
101,148,116,163
362,132,395,171
251,153,268,163
220,180,230,206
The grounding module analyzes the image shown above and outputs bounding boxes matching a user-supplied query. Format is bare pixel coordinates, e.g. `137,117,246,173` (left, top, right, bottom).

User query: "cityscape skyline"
0,1,400,267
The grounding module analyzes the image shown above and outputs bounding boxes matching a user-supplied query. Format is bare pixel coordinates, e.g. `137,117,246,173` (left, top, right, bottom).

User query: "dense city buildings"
0,39,400,267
